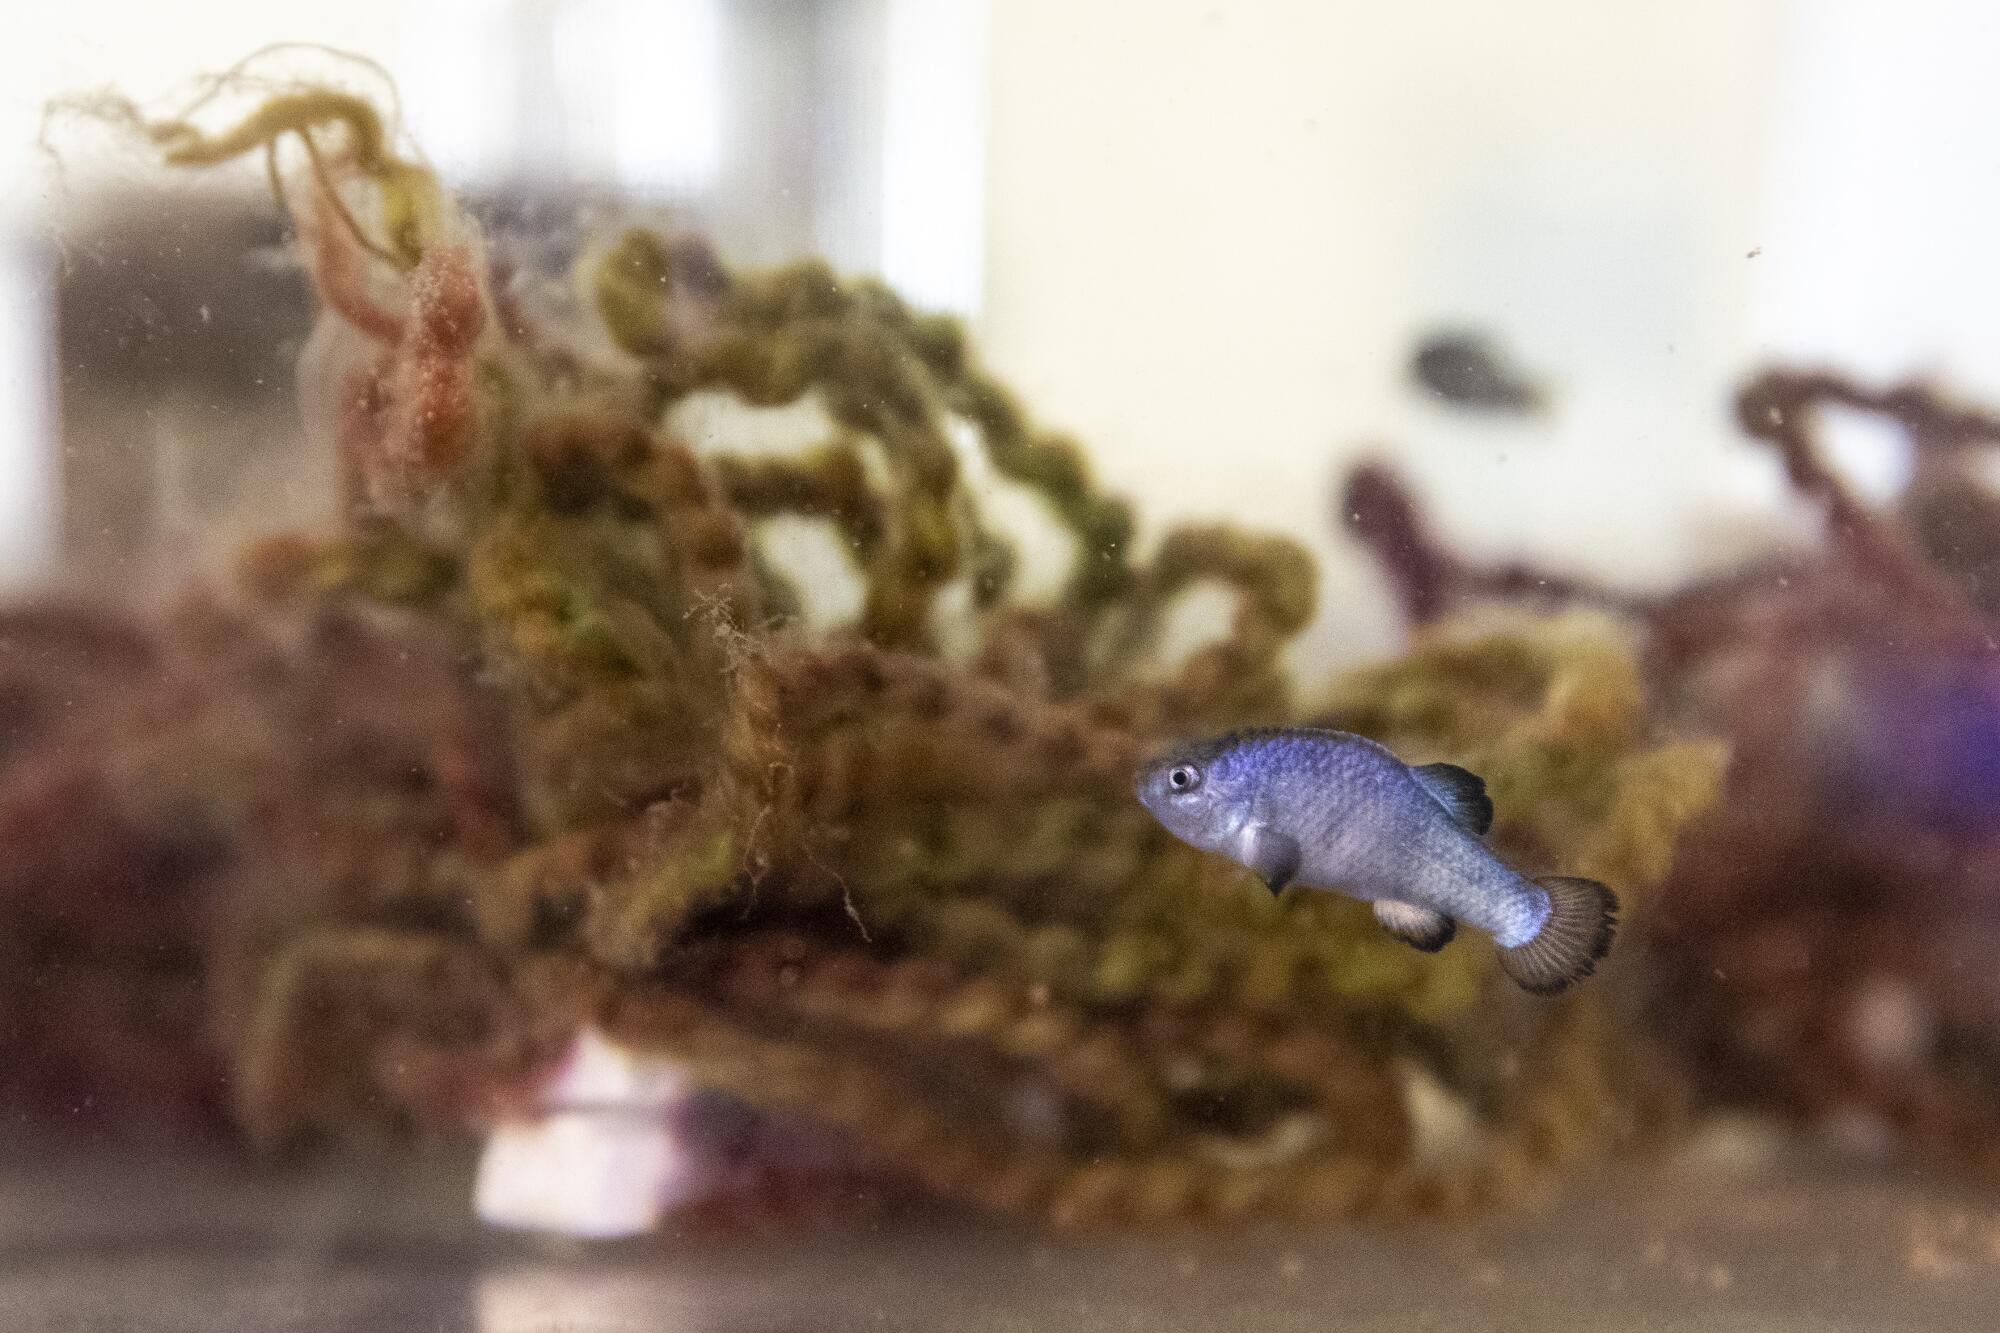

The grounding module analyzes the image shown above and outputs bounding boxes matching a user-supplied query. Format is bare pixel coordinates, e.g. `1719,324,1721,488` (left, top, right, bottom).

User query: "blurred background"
14,6,2000,1330
7,0,1998,664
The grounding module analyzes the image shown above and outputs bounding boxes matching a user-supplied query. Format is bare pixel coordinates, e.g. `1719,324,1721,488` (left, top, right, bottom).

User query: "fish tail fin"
1499,876,1618,995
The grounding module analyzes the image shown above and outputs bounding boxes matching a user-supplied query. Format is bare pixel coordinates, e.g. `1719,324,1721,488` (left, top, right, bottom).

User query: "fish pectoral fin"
1373,900,1456,952
1234,823,1301,895
1411,763,1494,835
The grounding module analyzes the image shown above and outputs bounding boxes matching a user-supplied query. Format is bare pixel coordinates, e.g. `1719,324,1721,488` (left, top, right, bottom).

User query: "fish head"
1134,737,1248,853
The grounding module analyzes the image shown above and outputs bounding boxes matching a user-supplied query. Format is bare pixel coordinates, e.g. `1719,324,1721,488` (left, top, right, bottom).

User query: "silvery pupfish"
1135,727,1617,994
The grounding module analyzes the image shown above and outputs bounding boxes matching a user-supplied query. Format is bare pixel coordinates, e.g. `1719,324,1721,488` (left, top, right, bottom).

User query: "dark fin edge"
1237,823,1302,895
1374,900,1457,952
1499,877,1618,995
1412,762,1495,835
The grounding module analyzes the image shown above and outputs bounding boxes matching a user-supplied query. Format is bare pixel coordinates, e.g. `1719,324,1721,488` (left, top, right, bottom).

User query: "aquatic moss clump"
13,69,1724,1224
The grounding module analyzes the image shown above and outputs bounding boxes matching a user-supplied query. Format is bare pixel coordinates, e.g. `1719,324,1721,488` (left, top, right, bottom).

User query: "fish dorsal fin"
1412,762,1494,835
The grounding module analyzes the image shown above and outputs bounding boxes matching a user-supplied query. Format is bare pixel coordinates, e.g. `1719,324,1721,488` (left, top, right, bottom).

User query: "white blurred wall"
1750,0,2000,386
977,0,1798,667
8,0,2000,647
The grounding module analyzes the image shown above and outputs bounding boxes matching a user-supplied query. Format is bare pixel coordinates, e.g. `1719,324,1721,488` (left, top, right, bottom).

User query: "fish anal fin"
1234,823,1301,895
1412,762,1494,835
1373,900,1456,952
1499,876,1618,995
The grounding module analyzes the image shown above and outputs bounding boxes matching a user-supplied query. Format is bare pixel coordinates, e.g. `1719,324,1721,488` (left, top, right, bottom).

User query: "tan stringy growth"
3,65,1726,1226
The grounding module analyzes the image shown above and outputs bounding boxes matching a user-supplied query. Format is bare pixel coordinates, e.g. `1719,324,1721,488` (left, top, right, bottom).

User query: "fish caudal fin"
1499,877,1618,995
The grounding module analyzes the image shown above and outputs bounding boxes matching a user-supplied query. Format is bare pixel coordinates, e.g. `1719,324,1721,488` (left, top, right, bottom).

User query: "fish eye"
1167,764,1201,792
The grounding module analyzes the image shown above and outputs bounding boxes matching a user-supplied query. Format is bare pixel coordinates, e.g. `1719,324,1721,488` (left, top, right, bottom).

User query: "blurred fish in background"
1408,328,1548,415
